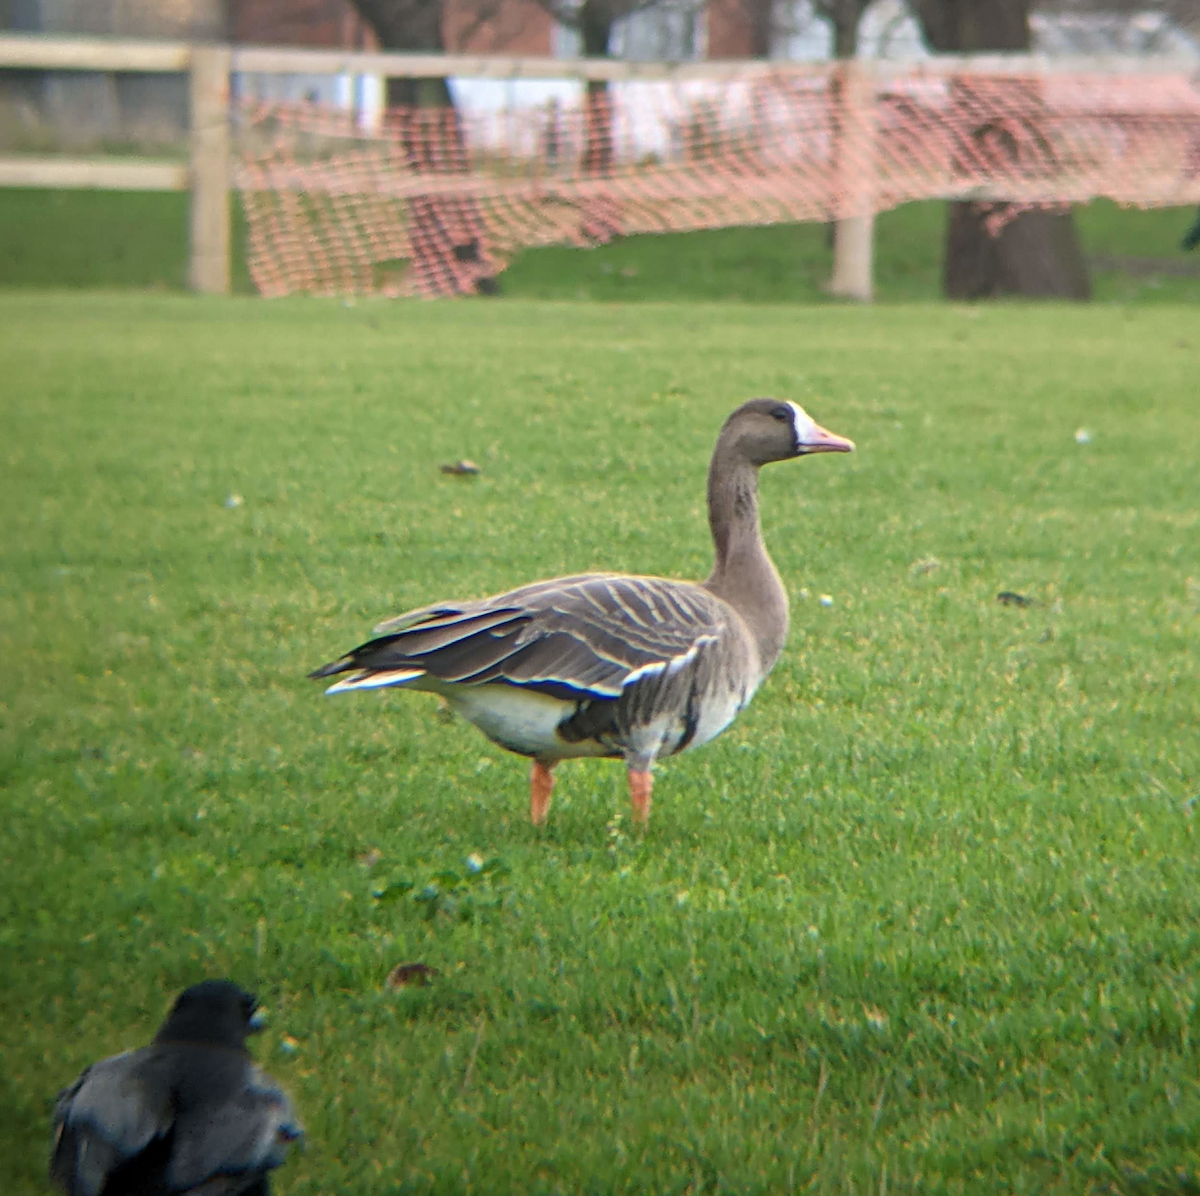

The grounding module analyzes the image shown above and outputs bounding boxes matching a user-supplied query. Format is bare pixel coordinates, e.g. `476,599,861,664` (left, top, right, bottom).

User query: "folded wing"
168,1065,303,1192
311,573,737,702
50,1051,171,1196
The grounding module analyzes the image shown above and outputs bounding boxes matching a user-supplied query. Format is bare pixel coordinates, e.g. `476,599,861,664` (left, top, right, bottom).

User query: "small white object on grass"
1074,428,1093,445
819,594,834,607
224,493,244,509
465,853,484,874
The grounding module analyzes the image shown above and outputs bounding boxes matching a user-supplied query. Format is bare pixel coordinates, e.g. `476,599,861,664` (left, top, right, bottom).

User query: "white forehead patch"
788,401,818,447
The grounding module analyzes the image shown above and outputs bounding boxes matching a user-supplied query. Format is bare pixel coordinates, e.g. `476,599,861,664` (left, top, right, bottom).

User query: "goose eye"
770,405,791,422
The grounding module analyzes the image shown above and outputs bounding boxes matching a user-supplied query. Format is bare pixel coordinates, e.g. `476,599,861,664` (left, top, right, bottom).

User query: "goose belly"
676,677,758,756
445,684,611,760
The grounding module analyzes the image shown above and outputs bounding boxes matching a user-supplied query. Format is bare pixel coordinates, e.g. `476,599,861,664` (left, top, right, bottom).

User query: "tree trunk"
816,2,868,253
910,0,1091,300
348,0,498,295
577,0,622,242
943,203,1090,298
830,11,858,58
748,0,773,59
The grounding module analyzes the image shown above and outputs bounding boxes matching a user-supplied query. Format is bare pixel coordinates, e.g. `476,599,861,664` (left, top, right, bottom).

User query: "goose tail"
308,656,425,694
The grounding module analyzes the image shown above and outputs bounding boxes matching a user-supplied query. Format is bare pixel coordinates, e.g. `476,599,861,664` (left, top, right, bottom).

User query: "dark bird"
310,399,854,827
996,591,1034,607
50,980,302,1196
1182,207,1200,252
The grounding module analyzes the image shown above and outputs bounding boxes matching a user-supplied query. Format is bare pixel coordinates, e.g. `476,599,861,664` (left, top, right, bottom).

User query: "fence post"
188,43,231,295
828,60,875,303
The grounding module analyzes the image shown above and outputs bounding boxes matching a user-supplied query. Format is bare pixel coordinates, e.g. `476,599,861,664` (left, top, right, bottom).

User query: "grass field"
2,292,1199,1195
1,188,1198,303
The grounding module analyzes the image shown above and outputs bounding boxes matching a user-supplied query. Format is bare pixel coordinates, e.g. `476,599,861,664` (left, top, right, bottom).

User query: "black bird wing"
51,1051,301,1196
167,1064,302,1193
50,1049,172,1196
311,573,736,702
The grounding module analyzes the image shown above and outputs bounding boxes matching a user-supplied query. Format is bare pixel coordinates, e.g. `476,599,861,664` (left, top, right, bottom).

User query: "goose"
309,399,854,827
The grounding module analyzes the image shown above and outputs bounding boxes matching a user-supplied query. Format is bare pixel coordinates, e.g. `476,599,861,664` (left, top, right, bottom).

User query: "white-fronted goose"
310,399,854,826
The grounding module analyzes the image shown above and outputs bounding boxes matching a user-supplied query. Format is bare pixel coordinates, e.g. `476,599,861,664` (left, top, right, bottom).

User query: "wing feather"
311,573,739,702
167,1064,302,1191
50,1051,171,1196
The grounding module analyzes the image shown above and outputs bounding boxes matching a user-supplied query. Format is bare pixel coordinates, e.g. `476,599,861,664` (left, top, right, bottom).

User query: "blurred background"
1,0,1197,301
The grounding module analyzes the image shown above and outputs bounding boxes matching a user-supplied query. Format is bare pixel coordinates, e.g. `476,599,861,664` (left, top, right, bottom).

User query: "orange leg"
530,760,556,825
628,768,653,828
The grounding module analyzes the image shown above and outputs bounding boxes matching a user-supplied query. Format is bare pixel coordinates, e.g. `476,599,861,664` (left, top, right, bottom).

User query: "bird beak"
800,422,855,454
248,1008,268,1032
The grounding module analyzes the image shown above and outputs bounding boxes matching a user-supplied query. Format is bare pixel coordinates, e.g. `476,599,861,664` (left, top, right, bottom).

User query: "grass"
0,187,1197,302
0,189,257,294
2,292,1199,1195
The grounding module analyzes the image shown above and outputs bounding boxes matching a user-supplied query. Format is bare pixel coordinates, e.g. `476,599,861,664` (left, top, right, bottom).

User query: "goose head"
723,398,855,466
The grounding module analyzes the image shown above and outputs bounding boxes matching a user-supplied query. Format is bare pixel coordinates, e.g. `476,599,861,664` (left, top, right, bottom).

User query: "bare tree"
809,0,872,271
1036,0,1199,42
811,0,872,57
713,0,871,59
908,0,1091,299
343,0,502,292
346,0,454,104
522,0,686,238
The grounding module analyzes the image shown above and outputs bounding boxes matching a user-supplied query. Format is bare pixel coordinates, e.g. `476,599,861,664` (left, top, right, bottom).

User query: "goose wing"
310,573,737,702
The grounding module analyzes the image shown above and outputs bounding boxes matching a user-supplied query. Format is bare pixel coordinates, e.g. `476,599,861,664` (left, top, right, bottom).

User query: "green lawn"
2,293,1199,1195
0,187,1197,302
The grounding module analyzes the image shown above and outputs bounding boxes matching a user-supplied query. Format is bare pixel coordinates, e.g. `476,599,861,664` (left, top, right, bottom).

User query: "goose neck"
702,446,789,670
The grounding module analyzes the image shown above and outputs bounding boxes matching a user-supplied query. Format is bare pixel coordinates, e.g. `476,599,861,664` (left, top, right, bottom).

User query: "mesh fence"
234,66,1200,297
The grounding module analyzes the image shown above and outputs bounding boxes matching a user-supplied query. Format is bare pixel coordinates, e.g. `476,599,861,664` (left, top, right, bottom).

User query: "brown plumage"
310,399,854,826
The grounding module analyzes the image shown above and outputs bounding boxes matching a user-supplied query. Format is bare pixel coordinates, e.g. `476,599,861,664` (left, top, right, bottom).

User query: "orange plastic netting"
235,67,1200,297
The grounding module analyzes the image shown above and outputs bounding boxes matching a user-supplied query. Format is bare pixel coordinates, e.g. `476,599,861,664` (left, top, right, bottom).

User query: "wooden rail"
0,33,1195,299
0,156,186,190
1,34,1191,79
0,35,189,72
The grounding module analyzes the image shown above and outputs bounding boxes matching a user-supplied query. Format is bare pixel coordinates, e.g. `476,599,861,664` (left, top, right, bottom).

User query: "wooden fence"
0,34,1195,300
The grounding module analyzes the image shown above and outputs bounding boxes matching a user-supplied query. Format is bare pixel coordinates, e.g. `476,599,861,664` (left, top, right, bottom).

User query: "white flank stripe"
325,669,425,694
624,634,716,689
665,643,699,675
666,634,717,675
621,660,668,688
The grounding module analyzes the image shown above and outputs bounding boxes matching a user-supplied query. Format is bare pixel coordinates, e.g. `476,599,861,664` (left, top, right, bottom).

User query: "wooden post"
828,60,875,303
188,44,231,295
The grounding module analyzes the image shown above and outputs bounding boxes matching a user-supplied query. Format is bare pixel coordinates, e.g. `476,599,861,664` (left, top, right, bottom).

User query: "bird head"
722,398,855,467
156,979,264,1050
